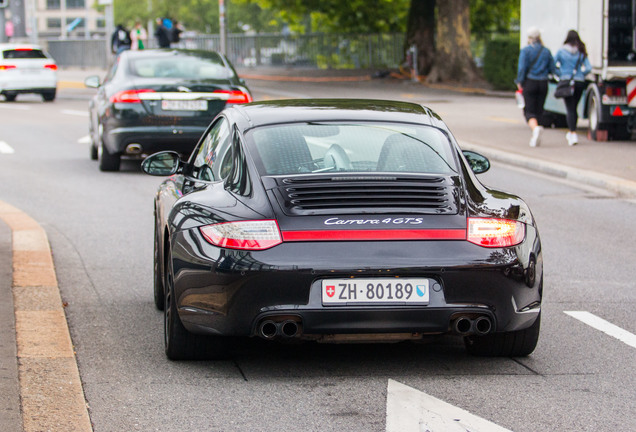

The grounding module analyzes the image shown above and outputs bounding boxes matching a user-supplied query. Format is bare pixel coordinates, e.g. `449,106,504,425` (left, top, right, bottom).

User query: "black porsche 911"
85,49,252,171
142,99,543,360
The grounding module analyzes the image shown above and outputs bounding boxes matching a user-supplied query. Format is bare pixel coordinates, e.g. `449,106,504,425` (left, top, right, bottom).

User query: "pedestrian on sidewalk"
111,24,132,55
515,26,556,147
131,20,147,50
154,18,171,48
555,30,592,146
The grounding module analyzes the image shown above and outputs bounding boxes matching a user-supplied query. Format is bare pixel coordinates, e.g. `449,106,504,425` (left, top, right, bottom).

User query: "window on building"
47,0,61,10
67,0,86,8
47,18,62,29
96,18,106,29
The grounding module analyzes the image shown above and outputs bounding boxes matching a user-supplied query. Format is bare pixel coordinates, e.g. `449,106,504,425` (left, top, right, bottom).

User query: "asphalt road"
0,80,635,431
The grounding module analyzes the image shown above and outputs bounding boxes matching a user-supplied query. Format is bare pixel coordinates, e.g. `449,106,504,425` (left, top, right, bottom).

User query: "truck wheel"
587,93,608,141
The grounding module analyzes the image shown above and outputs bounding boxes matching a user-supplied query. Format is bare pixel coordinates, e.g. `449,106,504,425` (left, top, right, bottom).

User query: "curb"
0,200,93,432
460,141,636,199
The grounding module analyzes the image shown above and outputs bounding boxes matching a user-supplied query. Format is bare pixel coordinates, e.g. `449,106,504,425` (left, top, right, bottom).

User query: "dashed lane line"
0,200,93,432
0,141,15,154
62,109,89,117
565,311,636,349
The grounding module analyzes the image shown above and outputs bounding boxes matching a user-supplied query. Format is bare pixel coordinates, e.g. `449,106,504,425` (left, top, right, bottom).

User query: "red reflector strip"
0,65,17,70
281,229,466,242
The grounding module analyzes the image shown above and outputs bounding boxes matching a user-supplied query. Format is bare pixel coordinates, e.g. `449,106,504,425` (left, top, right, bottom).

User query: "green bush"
483,36,519,91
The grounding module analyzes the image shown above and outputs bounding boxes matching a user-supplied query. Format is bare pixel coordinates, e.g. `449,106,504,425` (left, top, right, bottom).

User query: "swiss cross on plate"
325,285,336,297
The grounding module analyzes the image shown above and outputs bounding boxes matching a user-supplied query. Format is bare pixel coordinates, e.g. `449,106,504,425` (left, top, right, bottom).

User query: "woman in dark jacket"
516,27,556,147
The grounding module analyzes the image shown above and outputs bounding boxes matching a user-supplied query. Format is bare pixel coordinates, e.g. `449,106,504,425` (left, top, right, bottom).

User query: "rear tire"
164,248,230,360
3,94,16,102
98,141,121,171
42,90,56,102
464,312,541,357
90,143,98,160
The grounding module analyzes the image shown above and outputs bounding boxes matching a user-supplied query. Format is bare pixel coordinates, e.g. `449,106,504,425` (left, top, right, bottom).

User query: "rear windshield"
248,122,458,176
128,54,232,79
2,49,48,59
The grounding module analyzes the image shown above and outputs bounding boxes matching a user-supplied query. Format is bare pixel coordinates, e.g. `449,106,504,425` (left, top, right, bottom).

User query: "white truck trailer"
521,0,636,140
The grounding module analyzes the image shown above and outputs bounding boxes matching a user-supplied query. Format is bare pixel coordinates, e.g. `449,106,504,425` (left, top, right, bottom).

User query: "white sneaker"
529,126,543,147
567,131,578,146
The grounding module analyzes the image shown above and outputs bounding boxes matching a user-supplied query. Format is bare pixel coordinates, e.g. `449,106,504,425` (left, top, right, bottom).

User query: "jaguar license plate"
322,279,429,305
161,100,207,111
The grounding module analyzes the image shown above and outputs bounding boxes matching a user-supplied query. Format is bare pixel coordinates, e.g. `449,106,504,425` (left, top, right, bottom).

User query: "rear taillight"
44,64,58,70
467,218,525,248
110,89,155,103
213,89,252,104
0,65,16,70
605,86,625,97
200,220,282,250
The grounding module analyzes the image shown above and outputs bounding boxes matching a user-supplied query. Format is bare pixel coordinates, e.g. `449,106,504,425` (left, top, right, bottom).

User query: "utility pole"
219,0,226,55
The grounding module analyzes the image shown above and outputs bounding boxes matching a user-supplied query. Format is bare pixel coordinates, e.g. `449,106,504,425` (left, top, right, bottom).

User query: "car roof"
229,99,448,130
0,43,44,51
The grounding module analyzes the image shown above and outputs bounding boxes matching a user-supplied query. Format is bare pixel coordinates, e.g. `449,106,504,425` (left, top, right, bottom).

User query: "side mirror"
84,75,101,88
141,151,182,176
462,150,490,174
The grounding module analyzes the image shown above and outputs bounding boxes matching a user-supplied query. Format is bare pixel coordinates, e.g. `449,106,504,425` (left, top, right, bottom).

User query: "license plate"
161,100,207,111
322,279,429,305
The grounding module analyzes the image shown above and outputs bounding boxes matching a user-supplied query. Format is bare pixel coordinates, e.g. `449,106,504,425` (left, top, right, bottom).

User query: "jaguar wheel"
98,141,121,172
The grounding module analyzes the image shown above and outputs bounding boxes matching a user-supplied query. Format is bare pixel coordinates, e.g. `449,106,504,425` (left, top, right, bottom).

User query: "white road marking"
77,135,91,144
0,141,15,154
0,104,29,110
564,311,636,349
386,379,512,432
62,109,89,117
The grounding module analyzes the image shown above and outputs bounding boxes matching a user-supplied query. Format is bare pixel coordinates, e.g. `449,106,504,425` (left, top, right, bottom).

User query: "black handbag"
554,78,575,98
555,54,583,98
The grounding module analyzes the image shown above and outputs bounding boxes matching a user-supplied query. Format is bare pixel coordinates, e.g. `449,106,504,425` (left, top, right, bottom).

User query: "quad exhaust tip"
452,315,492,336
258,318,301,339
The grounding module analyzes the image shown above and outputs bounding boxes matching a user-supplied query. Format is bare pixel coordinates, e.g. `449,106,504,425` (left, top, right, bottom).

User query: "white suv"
0,43,58,102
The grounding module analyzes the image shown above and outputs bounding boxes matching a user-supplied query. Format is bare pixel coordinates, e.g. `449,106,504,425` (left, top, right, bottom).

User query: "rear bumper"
171,227,543,340
104,125,206,156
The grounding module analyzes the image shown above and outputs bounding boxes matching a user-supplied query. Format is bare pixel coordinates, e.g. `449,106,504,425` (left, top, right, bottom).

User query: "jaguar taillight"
213,89,253,104
200,220,282,250
467,218,525,247
110,89,155,103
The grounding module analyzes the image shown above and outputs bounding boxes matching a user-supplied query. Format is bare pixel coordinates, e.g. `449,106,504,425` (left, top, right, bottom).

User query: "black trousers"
563,81,586,132
522,79,548,122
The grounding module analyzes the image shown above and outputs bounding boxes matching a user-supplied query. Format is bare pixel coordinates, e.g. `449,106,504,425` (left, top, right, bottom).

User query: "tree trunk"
426,0,482,83
405,0,436,76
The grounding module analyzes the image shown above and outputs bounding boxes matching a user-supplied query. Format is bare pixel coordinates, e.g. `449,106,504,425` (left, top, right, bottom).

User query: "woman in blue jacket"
555,30,592,146
516,27,556,147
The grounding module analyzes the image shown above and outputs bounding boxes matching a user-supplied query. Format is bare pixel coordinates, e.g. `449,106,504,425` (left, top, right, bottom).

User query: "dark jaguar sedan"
85,49,252,171
142,99,543,360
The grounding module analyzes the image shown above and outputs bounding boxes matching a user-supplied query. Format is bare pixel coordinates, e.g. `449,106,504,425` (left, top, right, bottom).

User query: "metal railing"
44,32,406,70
